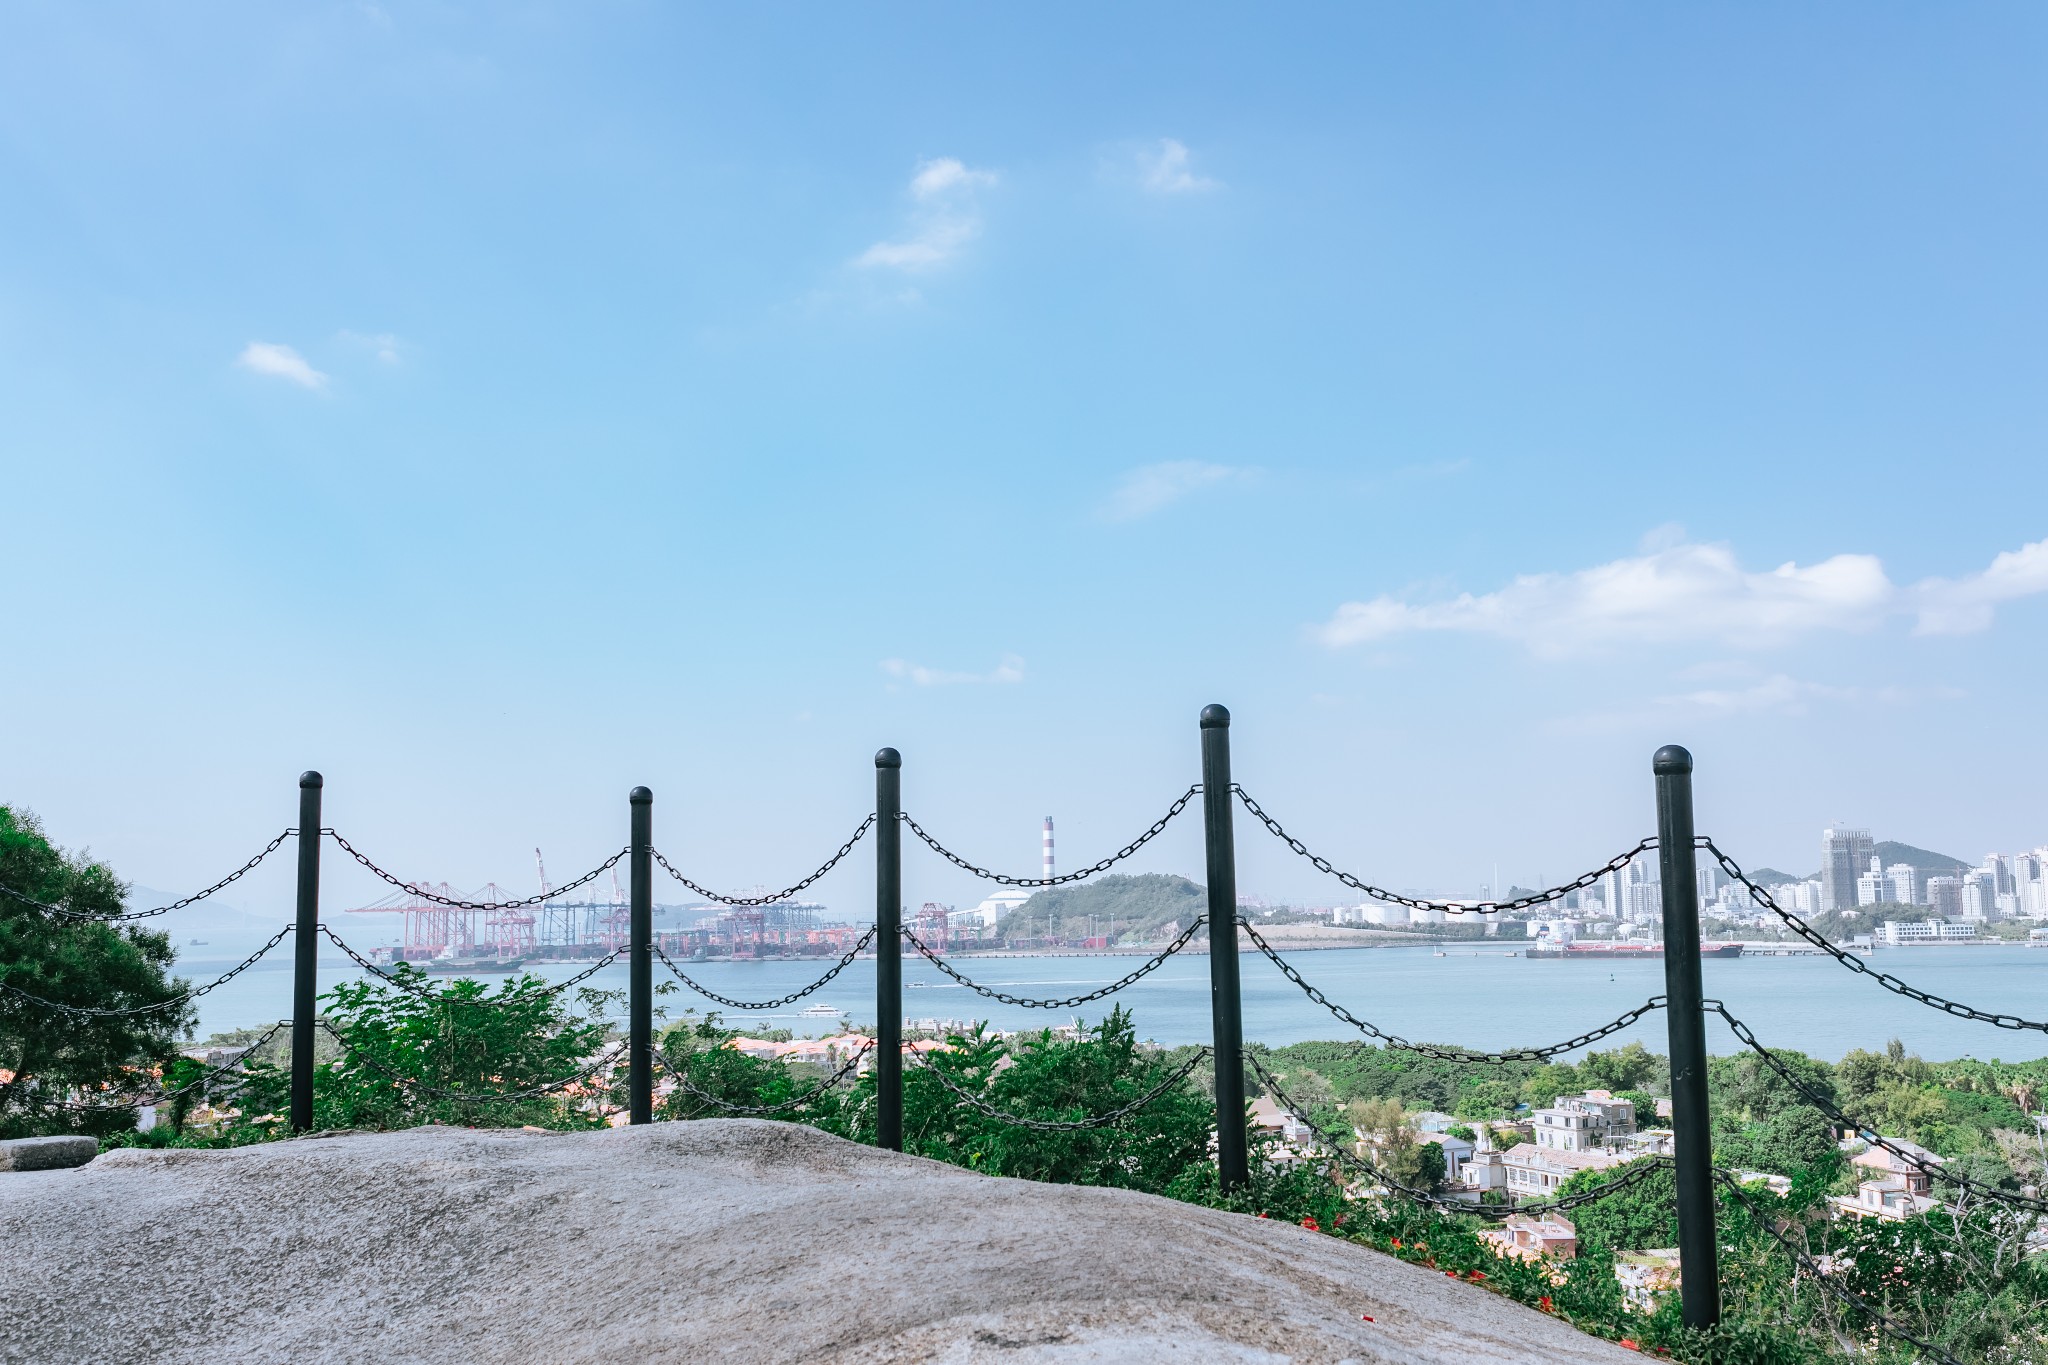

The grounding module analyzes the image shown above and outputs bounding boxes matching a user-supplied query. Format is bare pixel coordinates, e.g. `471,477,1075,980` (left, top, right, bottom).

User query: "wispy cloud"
1136,138,1220,194
1316,535,2048,656
856,158,998,272
234,341,327,390
1546,672,1962,735
1102,461,1247,522
339,330,403,364
881,654,1025,687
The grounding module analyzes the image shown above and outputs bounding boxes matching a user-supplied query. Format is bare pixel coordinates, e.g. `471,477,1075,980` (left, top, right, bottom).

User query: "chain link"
1707,1001,2048,1214
0,830,297,923
650,815,876,906
904,1042,1211,1131
1714,1170,1967,1365
317,926,627,1005
322,830,627,910
898,786,1201,888
11,1020,293,1113
1699,839,2048,1032
316,1021,630,1102
652,928,877,1010
1234,787,1654,915
1240,922,1665,1063
900,917,1207,1009
646,1039,875,1115
1246,1050,1671,1218
0,924,294,1018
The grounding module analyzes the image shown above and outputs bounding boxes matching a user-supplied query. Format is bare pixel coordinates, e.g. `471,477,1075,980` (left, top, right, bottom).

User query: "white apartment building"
1880,919,1978,944
1503,1142,1622,1196
1532,1091,1637,1153
1887,863,1919,905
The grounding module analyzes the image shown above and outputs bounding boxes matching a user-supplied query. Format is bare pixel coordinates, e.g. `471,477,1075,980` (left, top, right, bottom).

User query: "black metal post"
1201,705,1249,1191
875,748,903,1151
290,771,322,1134
629,786,653,1125
1655,745,1720,1330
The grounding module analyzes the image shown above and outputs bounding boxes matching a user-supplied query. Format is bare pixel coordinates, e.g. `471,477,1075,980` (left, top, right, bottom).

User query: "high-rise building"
1927,875,1962,919
1962,871,1998,923
1886,863,1920,906
1821,827,1874,912
1856,856,1886,908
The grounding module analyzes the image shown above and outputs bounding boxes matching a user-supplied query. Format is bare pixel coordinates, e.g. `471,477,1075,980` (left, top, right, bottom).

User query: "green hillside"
1798,840,1972,882
1000,873,1206,944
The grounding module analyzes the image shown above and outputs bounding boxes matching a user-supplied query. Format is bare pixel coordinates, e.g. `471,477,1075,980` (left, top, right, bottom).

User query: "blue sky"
4,4,2045,916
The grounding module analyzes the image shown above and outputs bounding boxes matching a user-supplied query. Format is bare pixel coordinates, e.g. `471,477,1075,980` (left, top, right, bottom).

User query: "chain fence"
1714,1170,1967,1365
0,830,297,923
1245,1050,1675,1220
1234,787,1654,916
650,815,876,906
0,923,294,1019
646,1039,875,1115
652,928,877,1011
1708,1001,2048,1214
1240,922,1666,1064
317,926,628,1006
1698,839,2048,1033
902,1042,1212,1131
323,830,627,910
899,917,1207,1010
898,786,1201,888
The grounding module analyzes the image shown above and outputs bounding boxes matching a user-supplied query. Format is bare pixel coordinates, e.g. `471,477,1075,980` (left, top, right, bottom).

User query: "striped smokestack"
1042,817,1055,883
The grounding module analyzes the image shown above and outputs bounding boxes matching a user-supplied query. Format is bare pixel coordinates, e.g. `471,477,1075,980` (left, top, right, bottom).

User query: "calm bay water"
180,942,2048,1064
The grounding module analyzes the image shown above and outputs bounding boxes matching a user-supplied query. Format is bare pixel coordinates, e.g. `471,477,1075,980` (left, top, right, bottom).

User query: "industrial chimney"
1042,817,1055,883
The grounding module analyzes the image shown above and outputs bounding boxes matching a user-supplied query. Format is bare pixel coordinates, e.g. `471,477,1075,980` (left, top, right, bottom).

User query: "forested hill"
1796,841,1972,882
1001,873,1206,943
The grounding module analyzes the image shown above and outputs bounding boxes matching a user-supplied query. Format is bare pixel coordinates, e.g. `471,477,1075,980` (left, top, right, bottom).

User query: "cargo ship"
1523,942,1743,960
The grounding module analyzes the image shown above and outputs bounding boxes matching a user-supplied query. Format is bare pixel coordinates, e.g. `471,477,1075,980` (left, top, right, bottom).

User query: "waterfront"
180,941,2048,1063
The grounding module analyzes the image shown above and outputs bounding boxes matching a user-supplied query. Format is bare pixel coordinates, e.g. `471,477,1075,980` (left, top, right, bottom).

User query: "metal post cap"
299,771,323,788
1653,745,1693,776
630,786,653,803
875,747,901,768
1200,704,1231,729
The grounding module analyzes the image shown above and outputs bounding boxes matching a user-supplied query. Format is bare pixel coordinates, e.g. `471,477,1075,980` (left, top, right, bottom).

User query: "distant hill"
1740,868,1800,887
1001,873,1206,944
1798,841,1972,882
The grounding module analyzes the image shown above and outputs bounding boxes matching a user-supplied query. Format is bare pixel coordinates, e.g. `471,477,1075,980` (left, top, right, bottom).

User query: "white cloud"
234,341,328,390
880,654,1025,687
1318,534,2048,656
339,330,403,364
1102,461,1245,522
1137,138,1219,194
856,158,997,272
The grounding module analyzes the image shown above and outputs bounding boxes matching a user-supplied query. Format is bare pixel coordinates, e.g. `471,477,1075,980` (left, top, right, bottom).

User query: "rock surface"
0,1134,98,1172
0,1121,1637,1364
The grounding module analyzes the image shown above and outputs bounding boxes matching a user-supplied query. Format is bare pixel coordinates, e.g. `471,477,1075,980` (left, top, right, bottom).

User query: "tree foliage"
0,806,191,1138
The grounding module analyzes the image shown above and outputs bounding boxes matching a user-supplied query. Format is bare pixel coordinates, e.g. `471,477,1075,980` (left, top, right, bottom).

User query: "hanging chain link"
1708,1001,2048,1213
322,830,627,910
904,1043,1211,1131
0,924,294,1018
17,1019,293,1113
316,1021,631,1102
651,928,878,1010
899,917,1207,1009
897,786,1201,887
1699,839,2048,1032
650,815,876,906
1234,787,1654,915
0,830,297,923
646,1039,875,1115
1245,1050,1671,1219
1714,1170,1968,1365
1239,922,1665,1063
317,926,627,1005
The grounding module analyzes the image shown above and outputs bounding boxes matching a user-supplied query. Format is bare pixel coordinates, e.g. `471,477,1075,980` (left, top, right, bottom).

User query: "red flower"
1467,1271,1487,1282
1301,1216,1321,1232
1538,1296,1553,1312
1390,1238,1401,1249
1445,1270,1458,1279
1620,1340,1641,1352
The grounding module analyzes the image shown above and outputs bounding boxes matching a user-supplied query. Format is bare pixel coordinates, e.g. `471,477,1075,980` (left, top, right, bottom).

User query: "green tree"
1556,1158,1677,1251
0,806,191,1139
